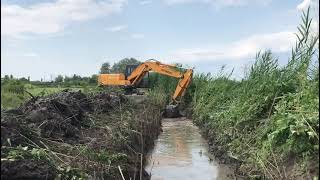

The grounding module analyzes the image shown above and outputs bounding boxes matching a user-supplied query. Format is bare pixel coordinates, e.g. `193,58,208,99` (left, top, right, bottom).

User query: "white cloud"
296,0,319,34
23,52,39,57
163,0,272,8
171,31,296,62
297,0,311,10
131,33,145,39
140,0,152,5
1,0,128,38
105,25,128,32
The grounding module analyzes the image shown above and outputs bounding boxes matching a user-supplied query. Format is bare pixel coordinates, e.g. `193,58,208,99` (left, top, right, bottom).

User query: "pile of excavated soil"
1,90,161,180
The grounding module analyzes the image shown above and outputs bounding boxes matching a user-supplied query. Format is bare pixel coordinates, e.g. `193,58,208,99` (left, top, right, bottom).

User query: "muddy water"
145,117,234,180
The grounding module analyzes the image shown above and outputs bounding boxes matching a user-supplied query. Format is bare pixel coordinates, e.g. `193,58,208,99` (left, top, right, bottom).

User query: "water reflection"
145,118,234,180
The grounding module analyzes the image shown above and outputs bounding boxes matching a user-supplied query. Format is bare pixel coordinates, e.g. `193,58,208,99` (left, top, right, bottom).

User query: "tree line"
1,58,141,87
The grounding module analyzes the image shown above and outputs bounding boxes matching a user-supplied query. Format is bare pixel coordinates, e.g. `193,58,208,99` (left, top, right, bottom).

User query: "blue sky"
1,0,318,80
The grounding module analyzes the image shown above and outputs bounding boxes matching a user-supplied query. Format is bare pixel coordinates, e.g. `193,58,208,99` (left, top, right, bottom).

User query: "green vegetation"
148,7,319,179
1,82,97,109
148,73,179,103
1,79,27,109
100,57,141,74
189,8,319,179
148,63,193,105
1,57,142,109
110,58,141,73
1,73,104,109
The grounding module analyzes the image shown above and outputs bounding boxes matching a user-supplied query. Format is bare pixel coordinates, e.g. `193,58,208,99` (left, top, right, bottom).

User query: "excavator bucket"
164,104,181,118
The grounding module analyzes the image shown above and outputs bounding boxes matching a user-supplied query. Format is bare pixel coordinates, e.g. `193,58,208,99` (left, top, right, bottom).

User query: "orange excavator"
98,59,193,117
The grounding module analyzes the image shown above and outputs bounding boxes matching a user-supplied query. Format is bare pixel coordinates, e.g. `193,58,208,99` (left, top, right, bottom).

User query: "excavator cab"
123,65,149,95
125,65,149,88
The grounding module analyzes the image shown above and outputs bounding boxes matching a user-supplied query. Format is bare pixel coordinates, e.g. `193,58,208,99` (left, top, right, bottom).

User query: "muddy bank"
195,121,319,180
195,123,245,179
1,90,162,179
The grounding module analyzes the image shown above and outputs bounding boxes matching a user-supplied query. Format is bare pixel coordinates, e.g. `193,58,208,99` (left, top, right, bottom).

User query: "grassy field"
1,83,97,109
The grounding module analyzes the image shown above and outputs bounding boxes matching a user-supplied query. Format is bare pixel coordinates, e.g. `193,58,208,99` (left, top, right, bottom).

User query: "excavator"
97,59,193,117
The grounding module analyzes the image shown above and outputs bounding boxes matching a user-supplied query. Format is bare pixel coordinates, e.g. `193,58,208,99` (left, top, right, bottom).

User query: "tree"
2,75,10,84
55,75,64,83
111,58,141,73
72,74,81,81
4,75,9,81
19,77,29,82
89,74,98,84
100,62,111,74
175,63,183,68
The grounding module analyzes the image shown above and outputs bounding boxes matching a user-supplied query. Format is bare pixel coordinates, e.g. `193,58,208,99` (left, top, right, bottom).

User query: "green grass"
1,93,27,109
27,86,82,95
1,84,98,109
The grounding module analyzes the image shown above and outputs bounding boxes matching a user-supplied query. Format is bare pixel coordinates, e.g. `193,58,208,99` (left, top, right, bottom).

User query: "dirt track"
1,90,162,179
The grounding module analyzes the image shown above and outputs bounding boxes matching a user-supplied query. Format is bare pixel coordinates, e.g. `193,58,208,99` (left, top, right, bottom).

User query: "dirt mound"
2,90,123,143
18,90,93,141
1,90,120,178
1,90,162,179
90,92,125,114
1,114,27,147
1,159,55,180
1,89,119,140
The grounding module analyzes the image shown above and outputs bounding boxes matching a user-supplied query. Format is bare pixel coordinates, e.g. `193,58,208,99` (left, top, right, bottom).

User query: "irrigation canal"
145,117,235,180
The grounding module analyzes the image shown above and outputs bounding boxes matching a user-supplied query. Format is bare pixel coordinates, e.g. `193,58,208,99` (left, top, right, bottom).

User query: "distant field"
26,86,84,95
1,85,96,109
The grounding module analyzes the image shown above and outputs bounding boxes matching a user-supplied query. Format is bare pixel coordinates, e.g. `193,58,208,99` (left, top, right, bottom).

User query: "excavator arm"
127,60,193,103
172,69,193,103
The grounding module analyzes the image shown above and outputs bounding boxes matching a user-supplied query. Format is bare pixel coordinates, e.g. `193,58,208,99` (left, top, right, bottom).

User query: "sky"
1,0,319,81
